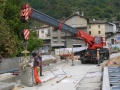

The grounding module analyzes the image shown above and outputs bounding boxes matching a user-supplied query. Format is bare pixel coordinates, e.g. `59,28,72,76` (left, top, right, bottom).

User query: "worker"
37,52,44,76
70,52,75,66
33,52,42,85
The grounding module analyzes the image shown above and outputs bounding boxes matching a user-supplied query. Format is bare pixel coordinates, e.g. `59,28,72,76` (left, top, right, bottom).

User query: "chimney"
81,11,84,16
93,19,95,21
76,11,79,15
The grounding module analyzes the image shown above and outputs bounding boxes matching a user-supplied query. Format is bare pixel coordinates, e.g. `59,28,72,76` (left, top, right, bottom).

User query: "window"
73,45,81,47
53,30,57,34
61,31,65,34
53,37,58,42
61,37,65,42
88,25,91,29
48,29,50,34
98,25,100,28
95,37,101,44
89,31,91,35
111,39,115,44
98,31,101,34
41,31,44,33
119,24,120,27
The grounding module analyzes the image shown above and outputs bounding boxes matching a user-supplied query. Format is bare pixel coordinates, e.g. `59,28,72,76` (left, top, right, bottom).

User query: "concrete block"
20,67,33,87
0,75,20,83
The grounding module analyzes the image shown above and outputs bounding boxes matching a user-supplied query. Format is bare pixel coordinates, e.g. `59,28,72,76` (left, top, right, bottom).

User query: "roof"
40,24,50,29
89,20,107,24
64,13,89,23
106,32,120,39
112,21,120,23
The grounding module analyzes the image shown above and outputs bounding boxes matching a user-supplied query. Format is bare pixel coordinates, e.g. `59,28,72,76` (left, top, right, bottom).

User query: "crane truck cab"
79,36,110,64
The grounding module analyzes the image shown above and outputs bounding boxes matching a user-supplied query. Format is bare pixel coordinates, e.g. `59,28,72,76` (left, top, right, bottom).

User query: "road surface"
16,60,99,90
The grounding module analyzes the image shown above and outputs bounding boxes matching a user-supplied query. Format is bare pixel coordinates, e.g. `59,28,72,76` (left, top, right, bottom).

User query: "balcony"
45,30,51,36
46,33,50,36
60,33,65,37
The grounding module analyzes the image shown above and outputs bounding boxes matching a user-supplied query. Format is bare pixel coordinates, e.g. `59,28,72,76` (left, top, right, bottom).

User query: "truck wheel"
104,53,109,60
94,60,98,64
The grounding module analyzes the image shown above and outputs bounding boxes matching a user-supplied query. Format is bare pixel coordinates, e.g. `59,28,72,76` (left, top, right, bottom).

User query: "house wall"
65,16,88,28
65,38,86,48
51,28,65,47
65,15,88,47
105,24,113,33
107,33,120,44
88,23,105,37
38,27,51,39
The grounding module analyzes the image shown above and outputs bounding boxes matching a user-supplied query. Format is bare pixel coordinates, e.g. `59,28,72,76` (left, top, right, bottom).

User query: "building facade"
37,25,51,54
64,14,89,48
88,21,107,37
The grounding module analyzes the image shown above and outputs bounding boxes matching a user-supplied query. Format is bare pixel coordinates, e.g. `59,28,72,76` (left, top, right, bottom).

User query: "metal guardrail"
102,66,120,90
108,66,120,90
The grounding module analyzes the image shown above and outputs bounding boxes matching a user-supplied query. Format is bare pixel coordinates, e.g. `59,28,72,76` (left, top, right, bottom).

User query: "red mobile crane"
20,4,110,64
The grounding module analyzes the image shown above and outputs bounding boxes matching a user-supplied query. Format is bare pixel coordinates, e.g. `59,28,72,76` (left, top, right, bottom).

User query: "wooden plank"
43,76,57,83
56,75,67,83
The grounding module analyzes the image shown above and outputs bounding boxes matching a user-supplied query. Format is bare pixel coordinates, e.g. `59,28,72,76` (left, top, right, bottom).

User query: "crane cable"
46,60,69,76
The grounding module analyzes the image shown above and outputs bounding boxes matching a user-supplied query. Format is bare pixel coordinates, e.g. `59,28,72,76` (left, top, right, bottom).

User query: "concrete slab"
76,87,100,90
88,66,102,73
0,73,19,83
81,76,101,83
78,82,101,87
85,72,102,78
0,82,15,90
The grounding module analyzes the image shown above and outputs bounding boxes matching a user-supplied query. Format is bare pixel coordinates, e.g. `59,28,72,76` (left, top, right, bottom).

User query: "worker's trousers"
40,65,42,76
34,67,42,83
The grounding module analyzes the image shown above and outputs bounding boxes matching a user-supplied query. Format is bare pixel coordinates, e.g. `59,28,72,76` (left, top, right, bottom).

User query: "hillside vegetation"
24,0,120,21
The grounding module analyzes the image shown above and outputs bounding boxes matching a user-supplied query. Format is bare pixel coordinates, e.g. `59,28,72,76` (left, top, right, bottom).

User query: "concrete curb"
102,67,110,90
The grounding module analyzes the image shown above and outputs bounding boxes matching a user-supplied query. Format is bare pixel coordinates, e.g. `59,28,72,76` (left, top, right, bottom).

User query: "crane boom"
20,4,77,35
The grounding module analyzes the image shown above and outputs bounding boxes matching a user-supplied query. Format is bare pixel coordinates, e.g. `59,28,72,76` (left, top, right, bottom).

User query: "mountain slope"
23,0,120,21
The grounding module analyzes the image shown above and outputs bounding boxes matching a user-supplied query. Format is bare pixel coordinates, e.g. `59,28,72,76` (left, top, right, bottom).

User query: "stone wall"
0,56,31,74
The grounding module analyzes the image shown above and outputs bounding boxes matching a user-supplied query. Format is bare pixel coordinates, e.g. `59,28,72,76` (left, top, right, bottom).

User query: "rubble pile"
102,56,120,70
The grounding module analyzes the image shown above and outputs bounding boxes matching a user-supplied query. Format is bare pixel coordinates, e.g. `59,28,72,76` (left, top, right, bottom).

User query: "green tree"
0,0,18,57
116,14,120,21
27,31,43,52
2,0,43,57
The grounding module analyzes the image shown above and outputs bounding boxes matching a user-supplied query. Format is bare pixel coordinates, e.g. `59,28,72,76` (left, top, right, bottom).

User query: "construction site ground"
1,52,120,90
